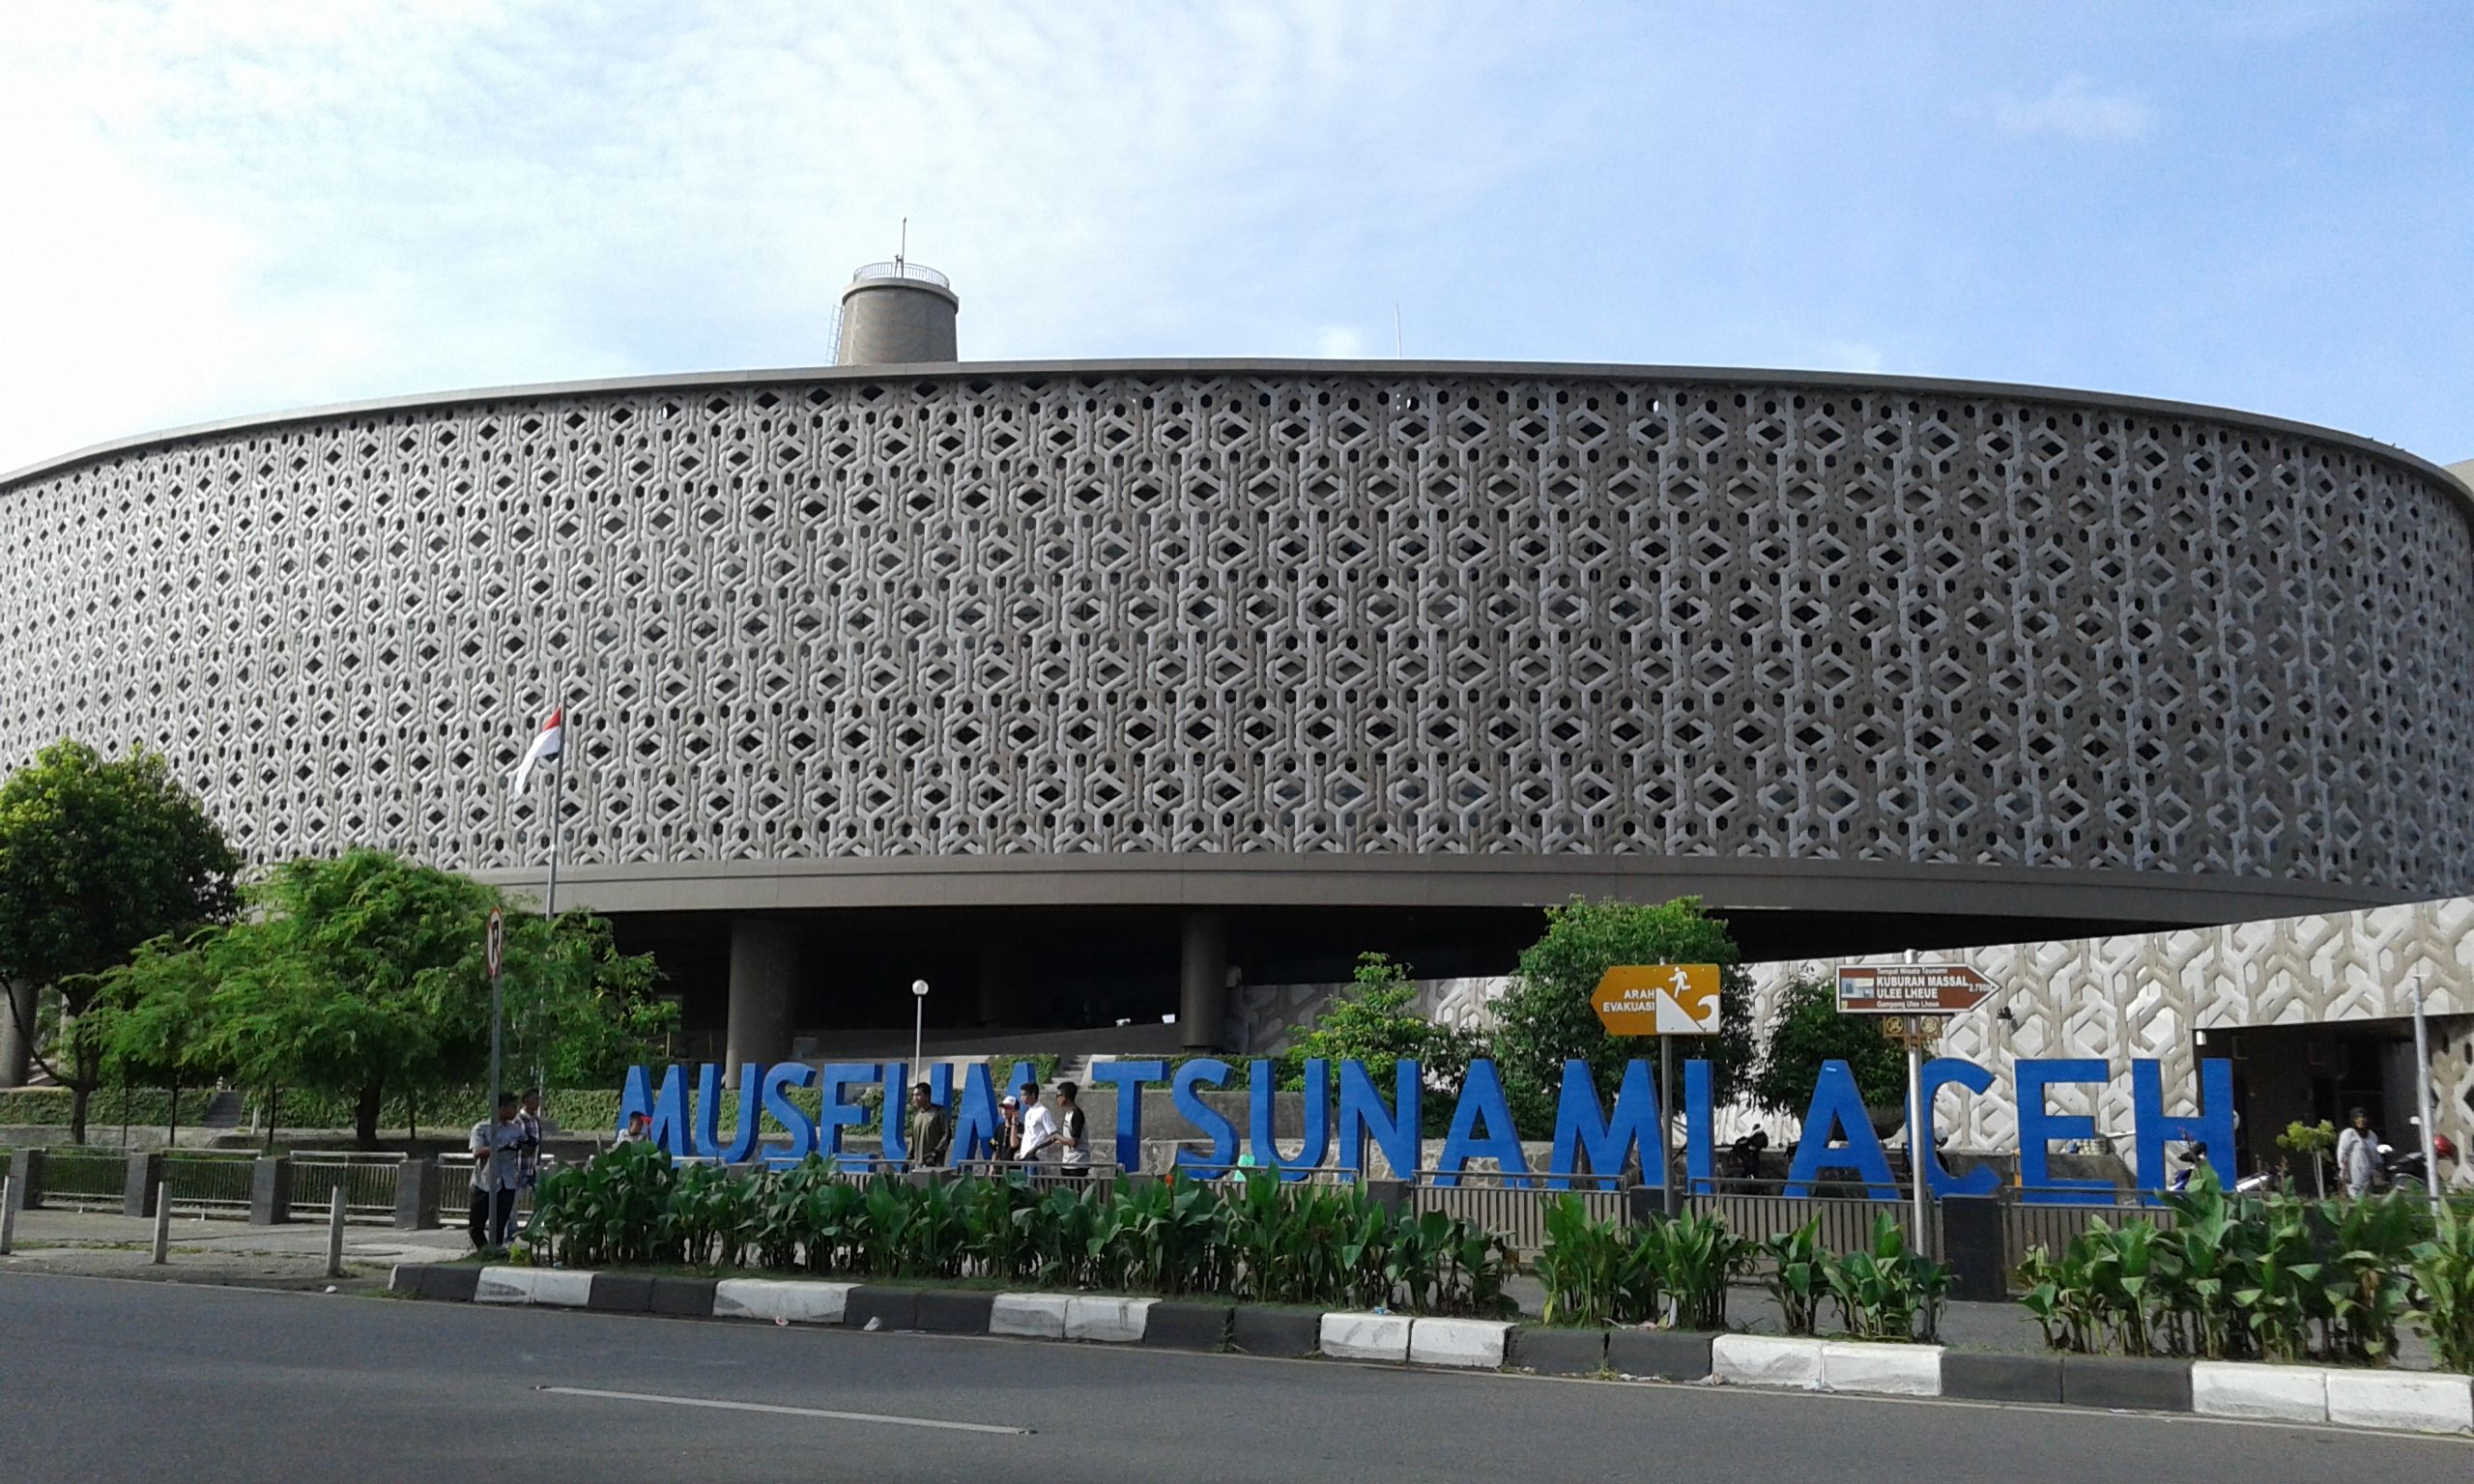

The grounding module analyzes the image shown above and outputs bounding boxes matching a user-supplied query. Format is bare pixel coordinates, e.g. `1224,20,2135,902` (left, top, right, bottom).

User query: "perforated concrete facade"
1232,894,2474,1171
3,361,2469,928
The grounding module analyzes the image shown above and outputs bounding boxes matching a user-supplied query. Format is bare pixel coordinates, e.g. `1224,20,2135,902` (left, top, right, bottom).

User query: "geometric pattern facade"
1743,893,2474,1163
3,366,2470,901
1232,894,2474,1175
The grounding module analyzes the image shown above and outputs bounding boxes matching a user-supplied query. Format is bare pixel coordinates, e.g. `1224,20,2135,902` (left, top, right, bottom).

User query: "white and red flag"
507,706,563,798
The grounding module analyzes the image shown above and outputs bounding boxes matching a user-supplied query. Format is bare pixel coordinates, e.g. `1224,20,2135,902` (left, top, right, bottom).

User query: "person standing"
906,1081,951,1171
992,1095,1022,1167
515,1086,546,1188
1017,1079,1059,1166
468,1091,524,1252
2337,1106,2379,1197
1052,1081,1090,1178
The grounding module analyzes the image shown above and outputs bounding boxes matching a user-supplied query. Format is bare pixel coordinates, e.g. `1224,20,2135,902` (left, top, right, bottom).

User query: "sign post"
485,906,506,1153
1837,960,1993,1258
1593,963,1722,1215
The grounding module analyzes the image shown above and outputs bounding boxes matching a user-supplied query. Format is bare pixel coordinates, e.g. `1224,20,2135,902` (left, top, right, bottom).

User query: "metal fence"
35,1147,126,1210
950,1159,1125,1194
1683,1184,1927,1257
161,1152,256,1215
1410,1173,1626,1256
289,1151,403,1222
2002,1188,2177,1265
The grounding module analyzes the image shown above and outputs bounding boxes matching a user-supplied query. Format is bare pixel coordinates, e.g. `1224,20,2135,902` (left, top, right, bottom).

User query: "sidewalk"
0,1208,472,1292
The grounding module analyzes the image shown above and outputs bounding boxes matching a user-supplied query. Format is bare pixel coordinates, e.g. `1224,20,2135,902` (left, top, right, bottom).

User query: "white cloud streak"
1990,74,2157,142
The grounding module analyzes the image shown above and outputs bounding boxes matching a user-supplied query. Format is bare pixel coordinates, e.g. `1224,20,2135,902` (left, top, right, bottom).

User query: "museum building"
3,261,2469,1094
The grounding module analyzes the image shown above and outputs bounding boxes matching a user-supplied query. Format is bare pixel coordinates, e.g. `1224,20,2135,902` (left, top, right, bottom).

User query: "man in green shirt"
906,1081,951,1171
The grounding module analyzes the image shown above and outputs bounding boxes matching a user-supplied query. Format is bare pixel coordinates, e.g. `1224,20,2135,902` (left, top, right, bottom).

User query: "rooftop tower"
834,259,959,366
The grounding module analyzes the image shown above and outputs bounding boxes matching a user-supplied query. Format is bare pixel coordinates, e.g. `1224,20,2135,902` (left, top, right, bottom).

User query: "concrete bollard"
248,1156,292,1225
123,1152,165,1218
151,1182,171,1265
327,1187,346,1279
392,1156,441,1232
14,1149,43,1211
0,1175,16,1255
1940,1196,2008,1303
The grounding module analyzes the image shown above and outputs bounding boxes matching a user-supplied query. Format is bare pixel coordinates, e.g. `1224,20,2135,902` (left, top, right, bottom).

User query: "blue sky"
2,1,2467,474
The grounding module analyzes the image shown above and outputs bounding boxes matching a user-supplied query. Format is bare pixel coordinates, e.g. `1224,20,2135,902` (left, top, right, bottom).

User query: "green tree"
1279,953,1484,1129
1749,972,1906,1115
128,849,668,1148
0,740,239,1143
91,930,232,1145
1485,898,1755,1137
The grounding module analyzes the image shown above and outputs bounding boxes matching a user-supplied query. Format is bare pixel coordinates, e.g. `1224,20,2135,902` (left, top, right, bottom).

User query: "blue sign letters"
615,1052,2238,1202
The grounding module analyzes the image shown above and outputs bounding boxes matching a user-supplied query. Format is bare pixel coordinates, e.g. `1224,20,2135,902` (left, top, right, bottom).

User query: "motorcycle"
1725,1127,1769,1182
2379,1133,2459,1194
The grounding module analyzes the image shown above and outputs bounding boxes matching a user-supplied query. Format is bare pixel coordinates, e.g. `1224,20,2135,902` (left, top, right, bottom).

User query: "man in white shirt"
2336,1106,2380,1198
1052,1081,1091,1178
468,1091,526,1252
1016,1080,1059,1165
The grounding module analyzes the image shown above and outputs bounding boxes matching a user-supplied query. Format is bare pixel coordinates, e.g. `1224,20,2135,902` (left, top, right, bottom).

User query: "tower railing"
848,260,951,289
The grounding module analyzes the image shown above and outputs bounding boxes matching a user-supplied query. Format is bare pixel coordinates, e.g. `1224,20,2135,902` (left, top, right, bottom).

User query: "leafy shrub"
1534,1196,1750,1329
523,1148,1510,1315
1533,1194,1634,1327
1761,1220,1830,1336
1827,1213,1950,1341
1642,1211,1754,1331
2016,1171,2434,1366
0,1087,183,1127
2413,1201,2474,1374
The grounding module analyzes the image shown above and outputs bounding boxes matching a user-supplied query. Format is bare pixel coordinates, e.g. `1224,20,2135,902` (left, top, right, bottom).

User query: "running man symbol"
1591,964,1722,1036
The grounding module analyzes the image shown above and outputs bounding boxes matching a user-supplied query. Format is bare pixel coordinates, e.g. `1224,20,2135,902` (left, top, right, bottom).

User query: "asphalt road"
0,1272,2461,1483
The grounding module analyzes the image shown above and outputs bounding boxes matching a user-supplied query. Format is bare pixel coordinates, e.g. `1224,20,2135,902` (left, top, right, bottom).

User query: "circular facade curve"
4,362,2470,935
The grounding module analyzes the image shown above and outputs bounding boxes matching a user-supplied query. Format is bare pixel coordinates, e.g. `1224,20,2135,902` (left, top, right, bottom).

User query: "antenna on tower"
897,216,907,273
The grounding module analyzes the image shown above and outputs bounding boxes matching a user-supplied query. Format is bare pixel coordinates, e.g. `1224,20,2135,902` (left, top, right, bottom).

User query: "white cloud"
1990,74,2155,142
0,1,1548,471
1311,326,1372,359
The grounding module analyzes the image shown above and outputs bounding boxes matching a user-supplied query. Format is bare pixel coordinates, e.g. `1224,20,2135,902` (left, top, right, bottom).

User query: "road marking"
538,1385,1031,1435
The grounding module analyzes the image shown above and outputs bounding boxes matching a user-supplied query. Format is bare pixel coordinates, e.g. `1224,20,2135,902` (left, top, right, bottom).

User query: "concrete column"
725,917,797,1087
0,981,35,1087
1179,911,1227,1053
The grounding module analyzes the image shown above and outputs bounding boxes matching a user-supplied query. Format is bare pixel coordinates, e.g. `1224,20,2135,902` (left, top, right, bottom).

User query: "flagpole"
544,739,561,922
535,702,565,1098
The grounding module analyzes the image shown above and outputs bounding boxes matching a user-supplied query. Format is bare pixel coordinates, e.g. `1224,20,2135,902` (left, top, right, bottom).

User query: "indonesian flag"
508,707,563,798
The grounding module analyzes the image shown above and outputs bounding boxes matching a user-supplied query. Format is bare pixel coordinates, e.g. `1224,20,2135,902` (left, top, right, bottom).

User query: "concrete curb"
1511,1327,1608,1376
1319,1311,1412,1363
1228,1306,1323,1357
1140,1301,1233,1352
1408,1317,1512,1369
1605,1328,1712,1381
386,1268,2474,1437
712,1278,851,1326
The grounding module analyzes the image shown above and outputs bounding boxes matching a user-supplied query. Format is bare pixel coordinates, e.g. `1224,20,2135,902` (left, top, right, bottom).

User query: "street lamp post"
2411,975,2442,1222
911,980,931,1094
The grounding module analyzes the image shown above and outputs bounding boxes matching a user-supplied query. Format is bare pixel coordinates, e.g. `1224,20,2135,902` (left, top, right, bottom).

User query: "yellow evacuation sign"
1592,963,1722,1036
